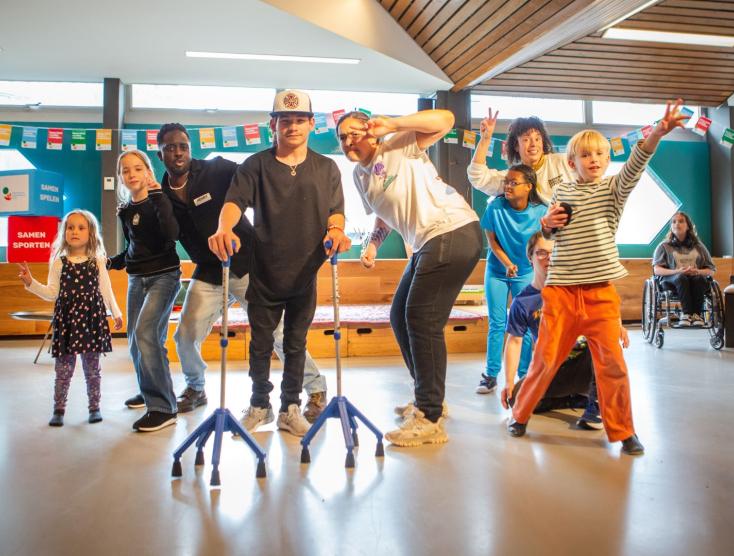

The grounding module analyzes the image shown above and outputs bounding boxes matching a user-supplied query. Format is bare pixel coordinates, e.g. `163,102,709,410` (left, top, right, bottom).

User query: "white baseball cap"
270,89,314,117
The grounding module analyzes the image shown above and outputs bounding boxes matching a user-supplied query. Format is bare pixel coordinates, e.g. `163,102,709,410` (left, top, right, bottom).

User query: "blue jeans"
127,269,181,414
485,270,534,378
174,272,326,395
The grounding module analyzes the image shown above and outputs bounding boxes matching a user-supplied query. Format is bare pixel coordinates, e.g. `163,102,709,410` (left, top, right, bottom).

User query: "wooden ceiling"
380,0,734,106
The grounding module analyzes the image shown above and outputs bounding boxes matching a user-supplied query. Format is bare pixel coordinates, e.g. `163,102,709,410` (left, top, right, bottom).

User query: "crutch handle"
324,240,338,266
222,240,236,268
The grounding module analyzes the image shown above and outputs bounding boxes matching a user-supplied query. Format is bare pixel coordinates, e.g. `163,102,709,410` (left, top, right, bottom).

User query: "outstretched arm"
364,109,455,151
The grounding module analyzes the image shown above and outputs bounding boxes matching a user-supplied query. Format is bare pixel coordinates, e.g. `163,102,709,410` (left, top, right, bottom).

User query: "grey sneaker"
277,404,311,437
240,405,274,432
394,400,449,419
384,410,448,447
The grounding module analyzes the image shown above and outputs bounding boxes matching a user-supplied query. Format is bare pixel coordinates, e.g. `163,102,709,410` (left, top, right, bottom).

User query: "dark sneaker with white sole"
476,374,497,394
176,388,207,413
124,394,145,409
507,418,527,437
133,411,177,432
621,434,645,455
88,410,103,424
49,411,64,427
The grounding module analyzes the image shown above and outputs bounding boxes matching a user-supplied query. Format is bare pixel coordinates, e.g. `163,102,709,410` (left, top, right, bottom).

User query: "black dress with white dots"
51,257,112,357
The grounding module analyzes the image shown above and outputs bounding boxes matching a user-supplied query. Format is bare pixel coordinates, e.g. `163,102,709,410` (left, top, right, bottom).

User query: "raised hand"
17,261,33,287
366,117,397,139
479,108,499,141
654,99,687,137
146,171,162,191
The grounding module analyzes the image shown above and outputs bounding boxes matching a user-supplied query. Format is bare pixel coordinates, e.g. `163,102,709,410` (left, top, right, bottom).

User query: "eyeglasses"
502,179,530,188
160,142,190,154
534,249,551,260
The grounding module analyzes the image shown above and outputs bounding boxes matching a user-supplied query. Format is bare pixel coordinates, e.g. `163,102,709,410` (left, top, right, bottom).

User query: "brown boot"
303,391,327,423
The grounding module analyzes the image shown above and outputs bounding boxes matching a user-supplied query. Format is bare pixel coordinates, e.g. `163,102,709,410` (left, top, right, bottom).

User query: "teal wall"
470,133,712,258
2,122,710,262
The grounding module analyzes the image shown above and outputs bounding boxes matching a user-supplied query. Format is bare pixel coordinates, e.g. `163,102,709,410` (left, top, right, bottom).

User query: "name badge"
132,213,140,226
193,193,212,206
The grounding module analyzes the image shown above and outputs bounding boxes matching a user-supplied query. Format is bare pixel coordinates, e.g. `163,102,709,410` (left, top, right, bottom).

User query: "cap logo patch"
283,93,299,109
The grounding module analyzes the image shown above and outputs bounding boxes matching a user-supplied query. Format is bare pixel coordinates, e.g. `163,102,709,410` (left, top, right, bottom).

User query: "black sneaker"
176,388,208,413
133,411,177,432
49,411,64,427
88,409,103,424
125,394,145,409
475,374,497,394
621,434,645,455
507,418,527,437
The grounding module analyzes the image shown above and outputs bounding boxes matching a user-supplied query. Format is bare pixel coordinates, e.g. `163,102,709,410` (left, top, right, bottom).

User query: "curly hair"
156,123,189,146
506,116,555,165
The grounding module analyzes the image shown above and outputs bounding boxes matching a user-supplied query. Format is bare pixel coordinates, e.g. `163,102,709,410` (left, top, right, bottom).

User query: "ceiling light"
186,51,360,65
603,27,734,47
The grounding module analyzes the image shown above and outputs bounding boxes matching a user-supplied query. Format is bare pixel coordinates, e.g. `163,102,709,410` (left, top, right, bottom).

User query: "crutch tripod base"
171,241,267,484
300,240,384,468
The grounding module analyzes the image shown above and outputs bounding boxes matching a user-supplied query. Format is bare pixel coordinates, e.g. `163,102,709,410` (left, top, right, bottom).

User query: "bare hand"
505,264,518,278
366,117,396,139
619,326,630,349
113,316,123,330
146,171,162,191
323,228,352,257
361,242,377,269
543,203,569,230
652,99,687,137
479,108,499,141
208,229,241,261
17,261,32,286
500,385,513,410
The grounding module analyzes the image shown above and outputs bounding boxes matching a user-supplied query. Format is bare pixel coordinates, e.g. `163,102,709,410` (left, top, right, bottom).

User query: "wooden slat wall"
476,0,734,105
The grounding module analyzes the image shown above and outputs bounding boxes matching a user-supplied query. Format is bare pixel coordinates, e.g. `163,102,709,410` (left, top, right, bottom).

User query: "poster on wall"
47,128,64,150
6,215,60,263
0,170,64,218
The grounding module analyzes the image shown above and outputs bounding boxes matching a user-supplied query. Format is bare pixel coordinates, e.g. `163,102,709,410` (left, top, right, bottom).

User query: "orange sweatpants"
512,282,635,442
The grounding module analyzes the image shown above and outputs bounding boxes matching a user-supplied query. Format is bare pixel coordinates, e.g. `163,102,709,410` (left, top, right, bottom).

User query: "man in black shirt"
157,123,328,420
209,90,350,437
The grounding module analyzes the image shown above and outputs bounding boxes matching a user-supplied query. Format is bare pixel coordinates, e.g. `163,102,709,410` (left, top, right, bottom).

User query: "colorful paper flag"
146,130,157,151
358,108,372,117
266,125,273,144
641,125,654,139
332,109,346,128
0,124,11,146
487,137,495,157
222,127,238,148
680,106,694,122
721,127,734,148
693,116,712,137
314,113,329,135
443,129,458,144
610,137,624,156
22,127,37,149
244,124,261,146
46,128,64,150
96,129,112,151
625,130,641,145
121,129,138,151
462,129,477,149
71,129,87,151
199,127,216,149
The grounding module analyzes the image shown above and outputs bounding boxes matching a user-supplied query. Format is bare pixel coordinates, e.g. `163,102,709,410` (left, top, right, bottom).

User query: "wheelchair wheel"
641,279,656,342
708,281,725,350
654,328,664,348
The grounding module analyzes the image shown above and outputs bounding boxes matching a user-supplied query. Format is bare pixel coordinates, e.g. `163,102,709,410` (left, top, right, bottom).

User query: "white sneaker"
384,410,449,447
240,405,274,432
277,404,311,437
394,400,449,419
678,314,691,327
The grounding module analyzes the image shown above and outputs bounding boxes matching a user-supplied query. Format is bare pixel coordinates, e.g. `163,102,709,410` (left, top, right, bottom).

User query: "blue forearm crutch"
172,241,267,484
299,240,384,468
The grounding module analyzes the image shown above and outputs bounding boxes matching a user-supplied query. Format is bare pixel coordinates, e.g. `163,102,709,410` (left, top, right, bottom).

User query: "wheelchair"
641,275,725,350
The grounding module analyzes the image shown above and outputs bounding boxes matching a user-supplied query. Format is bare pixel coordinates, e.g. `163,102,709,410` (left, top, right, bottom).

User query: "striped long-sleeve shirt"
546,144,653,286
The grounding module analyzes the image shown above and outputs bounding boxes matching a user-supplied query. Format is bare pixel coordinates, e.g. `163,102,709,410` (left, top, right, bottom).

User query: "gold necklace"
288,163,298,177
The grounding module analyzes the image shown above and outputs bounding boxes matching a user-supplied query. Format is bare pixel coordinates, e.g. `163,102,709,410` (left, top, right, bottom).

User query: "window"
608,162,680,245
132,84,275,111
0,149,35,171
471,94,584,123
592,101,699,126
304,90,419,116
0,81,103,107
204,152,372,240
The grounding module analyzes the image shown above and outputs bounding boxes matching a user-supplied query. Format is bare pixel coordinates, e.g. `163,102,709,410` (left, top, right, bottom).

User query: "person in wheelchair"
652,212,716,327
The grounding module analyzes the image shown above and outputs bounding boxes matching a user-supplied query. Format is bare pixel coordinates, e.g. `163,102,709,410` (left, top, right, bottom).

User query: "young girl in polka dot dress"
18,209,123,427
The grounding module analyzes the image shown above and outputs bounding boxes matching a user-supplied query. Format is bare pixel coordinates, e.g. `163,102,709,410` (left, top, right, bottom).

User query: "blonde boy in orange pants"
508,99,687,455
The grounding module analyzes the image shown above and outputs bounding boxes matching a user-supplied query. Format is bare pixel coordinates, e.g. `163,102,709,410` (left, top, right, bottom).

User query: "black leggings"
660,273,708,314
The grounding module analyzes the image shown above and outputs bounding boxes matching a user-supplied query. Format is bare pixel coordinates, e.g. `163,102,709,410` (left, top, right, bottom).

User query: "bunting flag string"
0,105,721,153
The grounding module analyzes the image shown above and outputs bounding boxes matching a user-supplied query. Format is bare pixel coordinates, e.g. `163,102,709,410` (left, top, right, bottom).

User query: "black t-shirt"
109,190,180,276
162,157,254,285
225,147,344,303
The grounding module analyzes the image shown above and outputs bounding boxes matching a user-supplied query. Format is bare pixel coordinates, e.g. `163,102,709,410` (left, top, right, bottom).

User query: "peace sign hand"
17,261,33,287
479,108,499,141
